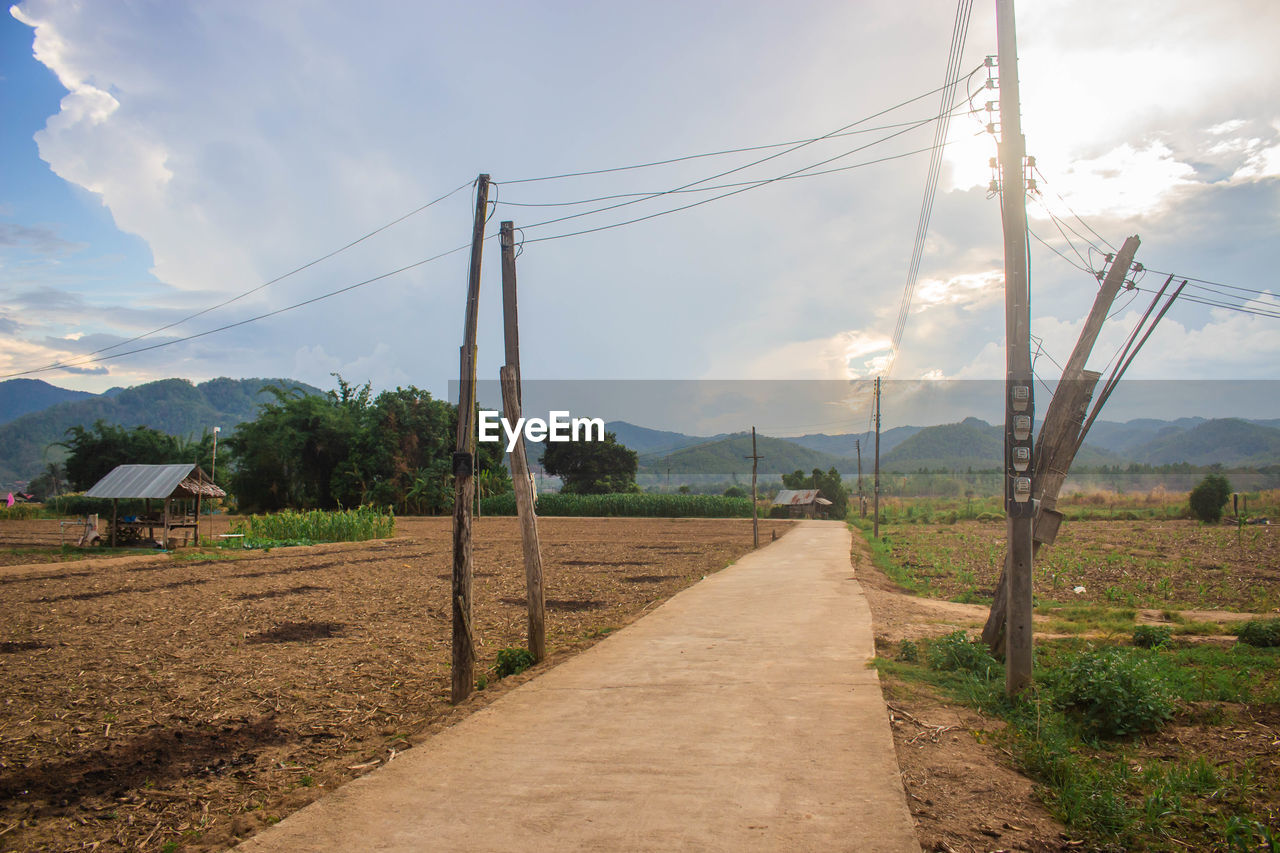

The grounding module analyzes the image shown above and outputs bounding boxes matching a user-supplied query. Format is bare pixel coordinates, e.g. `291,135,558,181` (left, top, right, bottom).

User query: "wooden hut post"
111,499,118,548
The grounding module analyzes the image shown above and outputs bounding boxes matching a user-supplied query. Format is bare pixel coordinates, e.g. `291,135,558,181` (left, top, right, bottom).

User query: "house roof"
84,464,226,500
772,489,832,507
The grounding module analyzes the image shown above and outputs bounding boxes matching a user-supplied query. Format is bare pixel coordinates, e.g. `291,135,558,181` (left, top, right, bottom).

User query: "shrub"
1132,625,1172,649
1235,618,1280,648
1054,647,1174,738
898,639,919,663
926,630,999,679
1188,474,1231,523
494,647,536,679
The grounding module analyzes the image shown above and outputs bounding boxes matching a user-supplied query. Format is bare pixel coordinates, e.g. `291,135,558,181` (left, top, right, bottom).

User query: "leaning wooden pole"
451,173,490,704
981,237,1139,654
499,221,546,662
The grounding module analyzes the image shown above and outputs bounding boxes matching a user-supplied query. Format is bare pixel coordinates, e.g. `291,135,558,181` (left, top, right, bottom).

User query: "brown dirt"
853,533,1079,852
0,516,793,852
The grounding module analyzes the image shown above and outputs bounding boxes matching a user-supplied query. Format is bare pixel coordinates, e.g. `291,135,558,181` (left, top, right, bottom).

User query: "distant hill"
1130,418,1280,467
604,421,727,456
0,377,322,486
1083,417,1208,455
0,378,94,425
880,417,1122,472
788,426,920,458
640,433,851,478
881,417,1004,471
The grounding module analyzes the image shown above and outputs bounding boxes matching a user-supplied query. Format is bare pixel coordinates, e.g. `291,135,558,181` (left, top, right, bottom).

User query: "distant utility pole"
996,0,1035,696
745,427,762,548
873,378,882,538
856,438,865,518
451,173,489,704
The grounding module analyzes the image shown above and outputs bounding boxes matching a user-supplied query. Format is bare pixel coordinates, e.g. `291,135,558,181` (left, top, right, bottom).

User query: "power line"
514,69,983,240
17,180,474,377
521,114,964,245
2,244,472,379
880,0,974,385
501,69,982,187
496,107,974,209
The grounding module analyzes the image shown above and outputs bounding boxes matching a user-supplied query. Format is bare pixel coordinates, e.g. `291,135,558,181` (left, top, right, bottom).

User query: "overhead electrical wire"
2,244,471,379
512,67,985,241
13,180,475,377
500,69,982,187
865,0,974,437
520,124,967,245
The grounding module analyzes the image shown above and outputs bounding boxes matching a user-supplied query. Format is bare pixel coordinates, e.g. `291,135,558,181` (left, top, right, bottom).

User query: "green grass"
877,635,1280,849
479,492,752,518
1037,602,1138,636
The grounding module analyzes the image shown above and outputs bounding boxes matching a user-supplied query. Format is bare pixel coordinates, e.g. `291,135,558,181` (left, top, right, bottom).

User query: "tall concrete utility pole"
996,0,1035,696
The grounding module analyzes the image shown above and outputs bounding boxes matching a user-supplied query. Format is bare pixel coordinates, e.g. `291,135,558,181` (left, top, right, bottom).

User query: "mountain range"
0,377,321,487
3,377,1278,489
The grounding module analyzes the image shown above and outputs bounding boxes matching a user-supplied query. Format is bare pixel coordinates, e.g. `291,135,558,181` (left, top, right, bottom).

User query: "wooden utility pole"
451,174,489,704
499,221,546,662
856,438,865,518
873,378,881,538
745,427,762,548
501,367,546,662
981,236,1140,654
996,0,1035,696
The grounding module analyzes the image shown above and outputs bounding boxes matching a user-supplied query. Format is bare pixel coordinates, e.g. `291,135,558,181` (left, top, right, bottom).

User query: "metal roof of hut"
84,464,226,500
772,489,833,507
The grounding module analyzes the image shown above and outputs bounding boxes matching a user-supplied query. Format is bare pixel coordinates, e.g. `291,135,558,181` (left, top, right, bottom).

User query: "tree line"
56,378,640,513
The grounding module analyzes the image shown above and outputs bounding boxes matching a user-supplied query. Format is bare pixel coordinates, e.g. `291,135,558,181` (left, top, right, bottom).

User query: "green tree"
225,378,509,514
1188,473,1231,523
58,421,214,490
224,385,360,511
782,466,849,519
542,431,638,494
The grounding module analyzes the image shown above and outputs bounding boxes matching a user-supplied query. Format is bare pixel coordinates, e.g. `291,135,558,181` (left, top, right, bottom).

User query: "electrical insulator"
1014,477,1032,502
985,78,996,89
986,122,997,135
984,56,995,67
1014,414,1032,441
989,157,998,169
1013,445,1031,472
1133,263,1144,273
1026,179,1037,192
985,101,995,112
1026,155,1036,168
988,180,1000,193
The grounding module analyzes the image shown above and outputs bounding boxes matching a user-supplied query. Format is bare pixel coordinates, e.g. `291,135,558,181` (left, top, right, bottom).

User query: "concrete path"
237,520,918,852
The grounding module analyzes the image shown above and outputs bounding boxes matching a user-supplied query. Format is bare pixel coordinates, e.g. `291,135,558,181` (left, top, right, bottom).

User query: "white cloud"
4,0,1278,404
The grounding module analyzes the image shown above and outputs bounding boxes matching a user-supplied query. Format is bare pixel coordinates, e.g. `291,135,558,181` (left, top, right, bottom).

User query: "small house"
772,489,832,519
85,464,226,548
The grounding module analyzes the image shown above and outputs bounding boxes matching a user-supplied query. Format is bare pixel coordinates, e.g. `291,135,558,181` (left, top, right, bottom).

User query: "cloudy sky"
2,0,1278,431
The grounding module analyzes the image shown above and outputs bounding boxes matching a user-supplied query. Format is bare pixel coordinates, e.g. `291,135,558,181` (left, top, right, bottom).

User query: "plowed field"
0,516,792,852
